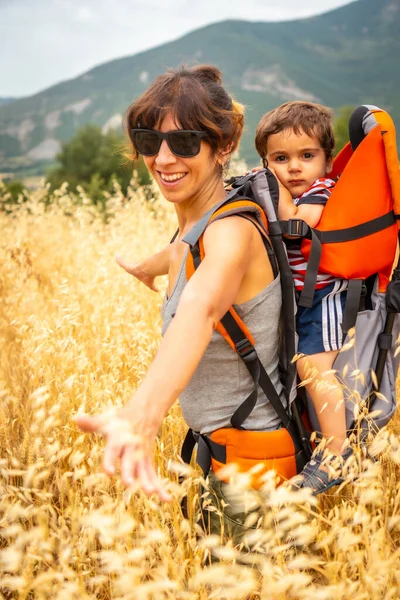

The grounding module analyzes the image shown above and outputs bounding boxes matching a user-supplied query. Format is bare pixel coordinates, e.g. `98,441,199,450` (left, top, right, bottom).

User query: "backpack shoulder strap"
182,198,295,432
184,198,273,347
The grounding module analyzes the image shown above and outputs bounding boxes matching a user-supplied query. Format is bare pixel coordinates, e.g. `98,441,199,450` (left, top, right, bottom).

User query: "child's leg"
297,349,347,455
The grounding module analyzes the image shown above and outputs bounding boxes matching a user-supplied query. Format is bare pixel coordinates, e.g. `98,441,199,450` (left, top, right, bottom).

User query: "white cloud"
0,0,356,97
74,6,95,22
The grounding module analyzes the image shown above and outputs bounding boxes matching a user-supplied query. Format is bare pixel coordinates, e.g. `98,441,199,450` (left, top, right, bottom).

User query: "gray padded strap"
182,188,241,247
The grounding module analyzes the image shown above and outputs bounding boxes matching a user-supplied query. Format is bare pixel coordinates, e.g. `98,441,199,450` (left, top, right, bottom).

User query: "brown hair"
125,65,244,161
255,101,335,161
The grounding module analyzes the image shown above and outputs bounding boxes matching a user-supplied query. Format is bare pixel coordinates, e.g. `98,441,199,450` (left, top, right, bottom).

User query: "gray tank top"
161,247,285,435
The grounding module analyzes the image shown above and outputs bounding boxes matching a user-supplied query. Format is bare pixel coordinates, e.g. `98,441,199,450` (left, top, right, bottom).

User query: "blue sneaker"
291,447,353,495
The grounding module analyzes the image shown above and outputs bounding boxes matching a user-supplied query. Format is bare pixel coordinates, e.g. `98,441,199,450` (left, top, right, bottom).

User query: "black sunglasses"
130,128,208,158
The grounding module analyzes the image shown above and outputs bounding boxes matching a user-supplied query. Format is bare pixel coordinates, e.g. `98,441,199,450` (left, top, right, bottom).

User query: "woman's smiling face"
143,113,221,207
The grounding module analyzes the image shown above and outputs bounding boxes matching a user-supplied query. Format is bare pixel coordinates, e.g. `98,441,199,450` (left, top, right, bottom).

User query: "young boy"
119,101,350,492
255,101,350,491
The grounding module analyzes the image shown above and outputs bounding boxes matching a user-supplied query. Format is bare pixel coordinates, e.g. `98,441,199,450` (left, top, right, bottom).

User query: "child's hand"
116,255,160,292
267,167,293,202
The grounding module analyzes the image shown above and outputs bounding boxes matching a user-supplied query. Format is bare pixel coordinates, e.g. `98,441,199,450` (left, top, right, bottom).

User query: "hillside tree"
334,106,356,155
47,124,151,202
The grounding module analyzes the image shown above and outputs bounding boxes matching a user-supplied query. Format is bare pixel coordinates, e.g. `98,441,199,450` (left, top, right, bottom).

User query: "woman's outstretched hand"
116,255,160,292
74,410,171,502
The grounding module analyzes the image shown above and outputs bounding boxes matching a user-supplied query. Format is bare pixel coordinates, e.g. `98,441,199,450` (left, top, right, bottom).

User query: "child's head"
255,101,335,198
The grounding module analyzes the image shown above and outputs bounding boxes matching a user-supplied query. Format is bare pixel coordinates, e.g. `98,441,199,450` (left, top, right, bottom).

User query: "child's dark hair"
255,101,335,161
125,65,244,160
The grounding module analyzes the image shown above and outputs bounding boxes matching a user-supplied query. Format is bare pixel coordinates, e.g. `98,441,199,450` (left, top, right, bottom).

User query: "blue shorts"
296,280,348,355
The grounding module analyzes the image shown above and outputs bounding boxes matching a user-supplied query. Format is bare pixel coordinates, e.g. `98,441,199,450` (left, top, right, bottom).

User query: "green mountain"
1,0,399,170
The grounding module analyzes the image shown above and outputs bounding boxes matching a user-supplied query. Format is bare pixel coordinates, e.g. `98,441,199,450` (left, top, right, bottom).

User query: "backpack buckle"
235,339,257,363
286,219,309,237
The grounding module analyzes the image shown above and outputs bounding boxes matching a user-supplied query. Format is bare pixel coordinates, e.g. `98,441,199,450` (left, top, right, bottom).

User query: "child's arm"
116,244,171,292
272,171,324,229
251,166,324,228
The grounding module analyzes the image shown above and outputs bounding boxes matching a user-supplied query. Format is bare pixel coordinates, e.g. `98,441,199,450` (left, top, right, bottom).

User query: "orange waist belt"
208,427,303,489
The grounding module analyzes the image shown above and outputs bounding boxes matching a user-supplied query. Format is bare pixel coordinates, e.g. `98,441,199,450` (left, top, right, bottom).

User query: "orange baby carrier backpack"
181,105,400,488
294,106,400,331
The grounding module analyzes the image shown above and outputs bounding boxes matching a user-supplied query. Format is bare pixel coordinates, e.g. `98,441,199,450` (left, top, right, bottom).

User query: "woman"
76,65,285,537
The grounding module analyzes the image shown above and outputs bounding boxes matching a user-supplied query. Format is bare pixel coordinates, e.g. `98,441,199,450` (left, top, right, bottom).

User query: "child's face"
265,128,333,198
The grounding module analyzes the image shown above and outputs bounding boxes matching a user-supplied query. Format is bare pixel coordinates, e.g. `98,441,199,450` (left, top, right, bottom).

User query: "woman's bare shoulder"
202,213,258,249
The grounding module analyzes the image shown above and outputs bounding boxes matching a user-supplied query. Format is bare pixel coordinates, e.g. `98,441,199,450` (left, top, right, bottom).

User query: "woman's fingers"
102,438,124,476
120,439,143,487
74,413,105,433
75,412,126,476
75,412,170,501
120,443,171,501
138,457,171,502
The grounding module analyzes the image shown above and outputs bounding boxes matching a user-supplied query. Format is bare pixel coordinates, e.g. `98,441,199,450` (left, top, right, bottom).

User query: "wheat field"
1,179,400,600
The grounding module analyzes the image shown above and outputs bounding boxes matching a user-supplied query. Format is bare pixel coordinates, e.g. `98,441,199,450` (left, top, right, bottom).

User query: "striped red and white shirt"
287,178,336,291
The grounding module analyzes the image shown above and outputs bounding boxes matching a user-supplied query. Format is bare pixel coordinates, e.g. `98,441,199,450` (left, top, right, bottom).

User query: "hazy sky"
1,0,355,98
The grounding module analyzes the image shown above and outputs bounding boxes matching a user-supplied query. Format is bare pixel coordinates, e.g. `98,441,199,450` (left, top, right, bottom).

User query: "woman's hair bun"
232,100,245,116
191,64,222,85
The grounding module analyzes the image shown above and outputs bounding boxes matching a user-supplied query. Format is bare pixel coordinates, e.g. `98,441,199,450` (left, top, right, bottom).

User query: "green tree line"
47,125,151,203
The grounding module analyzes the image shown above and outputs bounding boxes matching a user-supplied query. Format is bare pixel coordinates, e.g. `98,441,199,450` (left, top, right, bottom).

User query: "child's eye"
303,152,314,159
274,155,287,162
